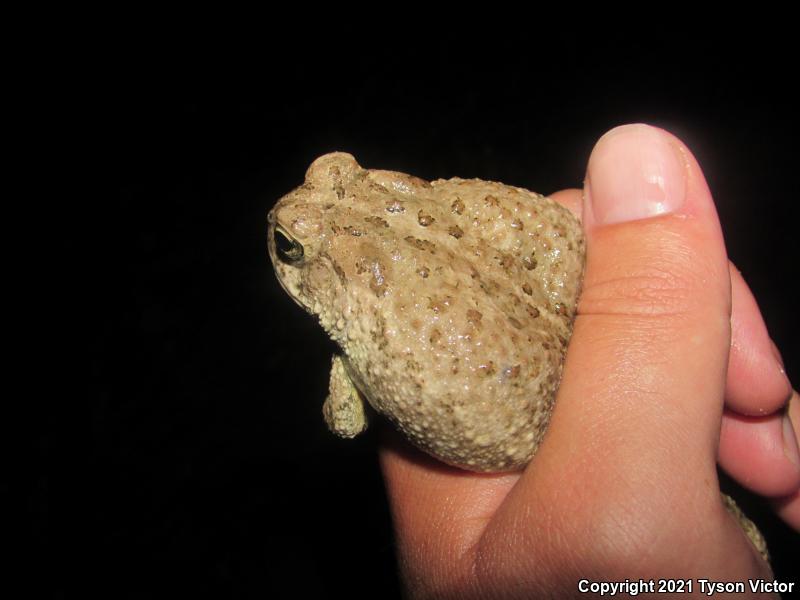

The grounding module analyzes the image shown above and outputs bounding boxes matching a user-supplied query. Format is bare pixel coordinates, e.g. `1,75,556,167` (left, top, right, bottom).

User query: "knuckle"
578,261,721,319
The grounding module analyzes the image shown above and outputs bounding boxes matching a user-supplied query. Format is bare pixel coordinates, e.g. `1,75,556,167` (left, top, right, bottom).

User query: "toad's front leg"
323,354,368,438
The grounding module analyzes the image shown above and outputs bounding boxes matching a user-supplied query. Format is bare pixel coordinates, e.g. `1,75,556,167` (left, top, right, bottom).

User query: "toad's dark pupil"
275,229,303,263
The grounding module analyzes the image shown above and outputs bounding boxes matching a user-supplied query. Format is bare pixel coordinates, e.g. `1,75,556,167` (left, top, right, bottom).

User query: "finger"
480,124,765,578
771,391,800,531
773,392,800,531
773,491,800,531
719,400,800,497
727,263,792,415
548,188,582,219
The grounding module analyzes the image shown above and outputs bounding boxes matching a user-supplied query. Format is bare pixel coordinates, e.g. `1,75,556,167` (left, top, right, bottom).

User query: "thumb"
569,122,730,455
478,125,765,581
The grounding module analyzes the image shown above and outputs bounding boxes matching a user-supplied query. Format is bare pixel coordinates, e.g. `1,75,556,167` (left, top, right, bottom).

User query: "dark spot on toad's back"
523,254,537,270
467,309,482,326
508,316,523,329
448,225,464,239
332,260,347,285
364,215,389,228
418,210,435,226
334,183,345,200
404,236,436,253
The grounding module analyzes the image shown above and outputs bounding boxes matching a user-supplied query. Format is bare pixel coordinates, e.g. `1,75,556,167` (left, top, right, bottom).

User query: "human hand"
379,124,800,598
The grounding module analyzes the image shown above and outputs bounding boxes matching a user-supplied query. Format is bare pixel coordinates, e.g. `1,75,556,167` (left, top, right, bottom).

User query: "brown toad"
267,153,585,472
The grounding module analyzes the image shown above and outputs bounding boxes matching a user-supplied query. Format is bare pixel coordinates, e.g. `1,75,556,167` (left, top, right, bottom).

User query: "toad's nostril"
275,228,304,264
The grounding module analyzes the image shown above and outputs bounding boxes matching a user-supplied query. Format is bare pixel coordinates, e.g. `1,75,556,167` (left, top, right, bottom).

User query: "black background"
65,31,800,598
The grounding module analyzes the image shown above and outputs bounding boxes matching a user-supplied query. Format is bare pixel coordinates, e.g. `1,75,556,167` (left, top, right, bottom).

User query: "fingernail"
587,124,687,225
783,412,800,470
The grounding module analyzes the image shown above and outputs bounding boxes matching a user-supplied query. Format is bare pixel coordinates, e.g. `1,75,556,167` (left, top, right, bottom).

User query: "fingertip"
769,391,800,531
771,489,800,531
548,188,583,220
726,263,792,415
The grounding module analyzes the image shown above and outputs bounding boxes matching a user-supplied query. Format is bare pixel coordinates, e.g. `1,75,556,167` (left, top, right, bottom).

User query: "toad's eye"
275,228,304,264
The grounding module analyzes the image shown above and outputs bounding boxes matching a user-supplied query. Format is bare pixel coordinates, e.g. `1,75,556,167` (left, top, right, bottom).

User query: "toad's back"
268,153,585,471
